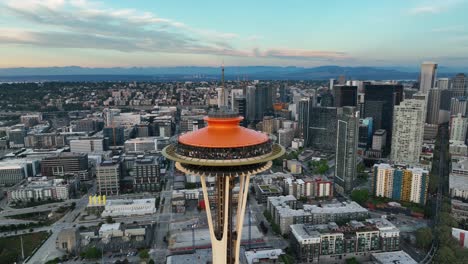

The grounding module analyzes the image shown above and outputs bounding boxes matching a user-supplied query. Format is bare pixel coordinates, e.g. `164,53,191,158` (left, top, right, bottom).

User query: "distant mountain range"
0,66,465,82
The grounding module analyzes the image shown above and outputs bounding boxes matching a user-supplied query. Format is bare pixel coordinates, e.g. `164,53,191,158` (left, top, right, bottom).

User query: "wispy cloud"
408,0,465,15
0,0,351,62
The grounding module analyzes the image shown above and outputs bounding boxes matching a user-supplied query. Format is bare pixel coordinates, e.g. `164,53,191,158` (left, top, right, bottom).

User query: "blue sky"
0,0,467,68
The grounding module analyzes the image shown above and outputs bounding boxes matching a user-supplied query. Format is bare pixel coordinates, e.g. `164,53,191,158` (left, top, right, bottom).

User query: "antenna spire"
221,61,225,88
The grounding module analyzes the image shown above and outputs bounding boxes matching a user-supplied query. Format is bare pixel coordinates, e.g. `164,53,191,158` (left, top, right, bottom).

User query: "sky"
0,0,467,68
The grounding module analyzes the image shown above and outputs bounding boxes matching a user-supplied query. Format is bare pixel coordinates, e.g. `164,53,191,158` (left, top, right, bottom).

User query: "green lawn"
6,211,52,221
0,231,49,264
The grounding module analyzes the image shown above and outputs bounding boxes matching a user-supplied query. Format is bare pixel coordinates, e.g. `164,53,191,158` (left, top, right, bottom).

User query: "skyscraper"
245,84,274,122
426,88,442,124
450,113,468,143
333,85,357,107
436,78,450,90
103,126,125,146
419,62,438,93
232,96,247,126
364,83,403,152
300,105,339,152
358,117,373,149
335,106,359,195
450,97,468,117
451,73,467,97
390,95,426,164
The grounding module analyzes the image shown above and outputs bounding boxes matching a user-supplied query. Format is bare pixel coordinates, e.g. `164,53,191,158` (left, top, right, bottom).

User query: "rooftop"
371,251,418,264
99,223,121,232
106,198,155,206
178,114,269,148
244,249,284,264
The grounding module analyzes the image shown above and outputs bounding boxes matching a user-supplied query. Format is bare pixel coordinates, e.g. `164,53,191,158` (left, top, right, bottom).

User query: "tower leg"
200,174,230,263
234,174,251,264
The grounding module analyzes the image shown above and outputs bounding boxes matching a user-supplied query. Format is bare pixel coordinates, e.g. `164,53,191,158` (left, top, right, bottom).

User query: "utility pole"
20,235,25,262
192,218,198,253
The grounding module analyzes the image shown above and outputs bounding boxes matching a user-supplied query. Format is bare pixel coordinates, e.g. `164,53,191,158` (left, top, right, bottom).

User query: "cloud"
0,0,351,62
257,49,350,60
408,0,465,15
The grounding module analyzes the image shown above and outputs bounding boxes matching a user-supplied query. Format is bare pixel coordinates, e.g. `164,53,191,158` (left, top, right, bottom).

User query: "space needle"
162,96,284,263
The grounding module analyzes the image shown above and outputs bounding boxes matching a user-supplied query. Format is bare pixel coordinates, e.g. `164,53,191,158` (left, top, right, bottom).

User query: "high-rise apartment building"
278,128,295,148
426,88,442,124
335,107,359,195
419,62,437,93
450,113,468,143
451,73,467,97
450,97,468,117
437,78,450,90
333,85,357,107
390,96,426,164
372,164,429,205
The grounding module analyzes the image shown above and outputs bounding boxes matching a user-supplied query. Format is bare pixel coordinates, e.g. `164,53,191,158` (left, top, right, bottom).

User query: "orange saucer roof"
178,116,269,148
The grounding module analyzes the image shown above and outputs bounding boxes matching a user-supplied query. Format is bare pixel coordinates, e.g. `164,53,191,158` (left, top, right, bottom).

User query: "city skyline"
1,0,468,68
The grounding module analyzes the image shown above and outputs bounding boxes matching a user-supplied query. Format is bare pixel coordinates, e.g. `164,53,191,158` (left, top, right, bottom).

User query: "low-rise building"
291,218,400,263
243,249,284,264
124,136,170,153
284,177,333,199
41,152,89,177
286,160,302,174
267,195,368,235
101,198,156,217
451,199,468,221
56,228,80,254
449,158,468,202
0,158,40,185
8,177,76,202
254,184,282,203
70,138,105,153
24,133,66,149
371,251,417,264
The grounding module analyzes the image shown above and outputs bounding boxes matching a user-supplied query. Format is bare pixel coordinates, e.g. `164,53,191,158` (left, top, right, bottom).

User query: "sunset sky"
1,0,467,68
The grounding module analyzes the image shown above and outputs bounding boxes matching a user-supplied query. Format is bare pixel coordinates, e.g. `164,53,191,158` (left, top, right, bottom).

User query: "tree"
105,216,115,224
435,246,457,263
350,189,369,205
346,257,359,264
148,259,155,264
357,163,365,173
439,212,458,228
139,249,149,259
81,247,101,259
416,227,432,249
